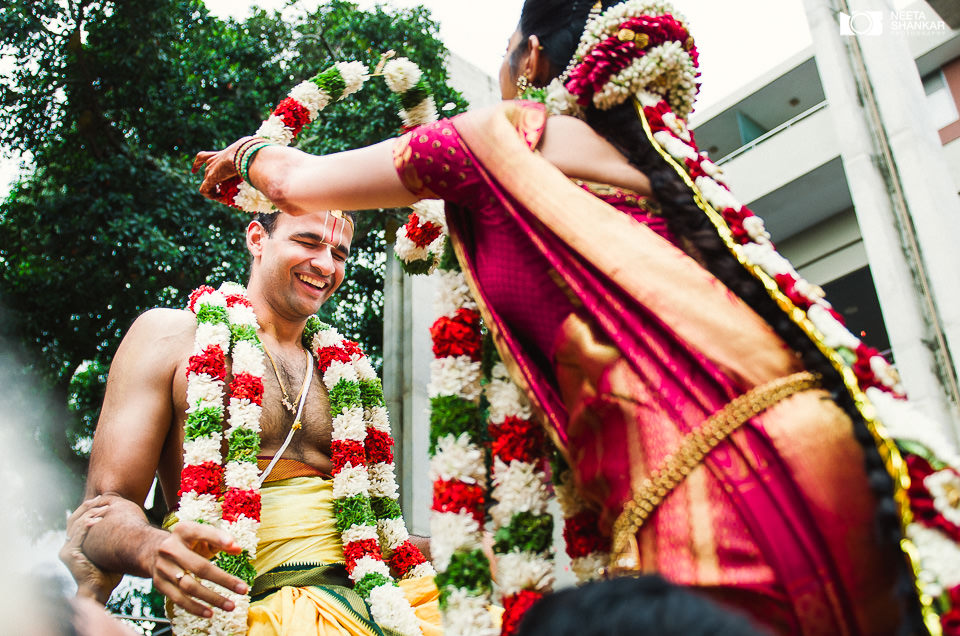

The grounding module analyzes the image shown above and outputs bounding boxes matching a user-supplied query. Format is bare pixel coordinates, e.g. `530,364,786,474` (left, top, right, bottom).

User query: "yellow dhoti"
247,475,442,636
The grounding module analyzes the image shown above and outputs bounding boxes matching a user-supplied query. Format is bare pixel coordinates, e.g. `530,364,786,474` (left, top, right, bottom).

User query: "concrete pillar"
802,0,960,439
382,243,437,536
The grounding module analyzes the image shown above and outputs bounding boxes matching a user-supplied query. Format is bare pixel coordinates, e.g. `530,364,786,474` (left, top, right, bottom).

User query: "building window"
821,266,891,359
923,70,959,130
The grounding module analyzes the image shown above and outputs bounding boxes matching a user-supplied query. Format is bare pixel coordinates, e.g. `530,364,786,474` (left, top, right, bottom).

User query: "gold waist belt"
611,370,821,573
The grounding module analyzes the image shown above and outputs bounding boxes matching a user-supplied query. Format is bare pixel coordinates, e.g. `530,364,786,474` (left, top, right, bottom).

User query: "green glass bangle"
232,138,262,176
240,142,273,184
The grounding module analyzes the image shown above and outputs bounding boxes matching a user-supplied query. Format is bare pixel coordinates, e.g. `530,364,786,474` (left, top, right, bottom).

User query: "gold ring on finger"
175,569,188,584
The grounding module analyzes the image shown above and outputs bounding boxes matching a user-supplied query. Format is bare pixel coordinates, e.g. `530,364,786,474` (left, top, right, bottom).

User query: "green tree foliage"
0,0,466,518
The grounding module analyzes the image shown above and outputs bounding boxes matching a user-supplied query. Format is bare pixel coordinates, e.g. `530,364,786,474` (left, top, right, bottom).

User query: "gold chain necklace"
262,342,310,414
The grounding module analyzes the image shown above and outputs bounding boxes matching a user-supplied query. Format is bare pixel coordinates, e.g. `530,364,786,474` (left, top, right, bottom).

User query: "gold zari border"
610,370,821,572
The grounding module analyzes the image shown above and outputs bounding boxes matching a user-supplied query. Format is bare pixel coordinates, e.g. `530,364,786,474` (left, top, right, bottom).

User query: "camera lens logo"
839,11,884,36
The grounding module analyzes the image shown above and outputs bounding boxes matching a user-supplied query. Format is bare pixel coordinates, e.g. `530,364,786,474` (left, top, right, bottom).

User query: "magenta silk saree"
393,101,902,635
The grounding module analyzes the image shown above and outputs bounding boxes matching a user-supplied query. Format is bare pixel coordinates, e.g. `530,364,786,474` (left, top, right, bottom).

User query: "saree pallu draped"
394,101,903,635
247,475,442,636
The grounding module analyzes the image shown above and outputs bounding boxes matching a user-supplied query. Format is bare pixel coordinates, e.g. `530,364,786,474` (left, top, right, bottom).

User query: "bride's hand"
192,136,261,202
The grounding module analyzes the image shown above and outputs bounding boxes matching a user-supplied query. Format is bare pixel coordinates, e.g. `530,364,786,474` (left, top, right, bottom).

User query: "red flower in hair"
365,428,394,464
331,439,366,472
906,454,960,542
773,273,814,312
489,416,544,465
222,488,261,522
187,345,227,381
501,590,543,636
432,480,485,523
188,286,217,313
315,346,353,374
343,538,382,572
230,372,264,405
389,540,426,575
430,308,482,361
852,343,885,392
404,212,443,248
273,97,311,138
178,461,224,498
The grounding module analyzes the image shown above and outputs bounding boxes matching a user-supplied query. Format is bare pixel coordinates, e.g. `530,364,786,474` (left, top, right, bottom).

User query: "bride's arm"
193,137,421,213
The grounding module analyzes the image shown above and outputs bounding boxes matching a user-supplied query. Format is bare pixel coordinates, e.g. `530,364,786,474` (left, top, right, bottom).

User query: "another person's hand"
192,136,258,203
147,521,249,618
60,496,123,604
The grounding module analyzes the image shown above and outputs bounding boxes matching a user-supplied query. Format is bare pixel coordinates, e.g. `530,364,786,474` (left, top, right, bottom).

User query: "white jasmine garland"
227,517,260,555
652,130,698,162
571,553,610,581
351,555,393,581
183,435,224,466
496,552,555,596
324,359,359,387
553,476,585,517
414,198,447,229
255,114,295,146
376,517,409,550
925,470,960,526
394,229,433,263
226,400,261,431
435,271,478,318
335,61,370,96
226,303,258,329
693,176,742,212
906,523,960,596
740,242,793,278
440,589,499,636
342,524,381,544
311,329,344,349
367,463,400,498
407,562,436,579
366,406,390,432
869,356,902,392
332,407,367,441
742,216,771,244
489,459,550,527
288,80,330,119
354,356,377,381
382,58,423,93
544,77,582,117
186,375,224,409
231,342,265,376
208,586,249,636
429,433,488,484
486,364,533,424
234,182,277,215
427,357,482,400
332,464,372,499
193,289,226,308
225,462,261,491
195,321,231,350
806,304,861,351
429,511,482,571
865,388,960,468
699,155,723,178
661,111,691,142
177,492,221,525
400,97,439,130
369,585,423,635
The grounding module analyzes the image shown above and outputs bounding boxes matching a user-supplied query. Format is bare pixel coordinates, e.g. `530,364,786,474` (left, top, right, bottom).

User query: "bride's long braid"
517,0,923,631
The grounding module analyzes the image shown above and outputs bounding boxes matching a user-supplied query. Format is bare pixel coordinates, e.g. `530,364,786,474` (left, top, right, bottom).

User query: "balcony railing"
715,101,829,166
